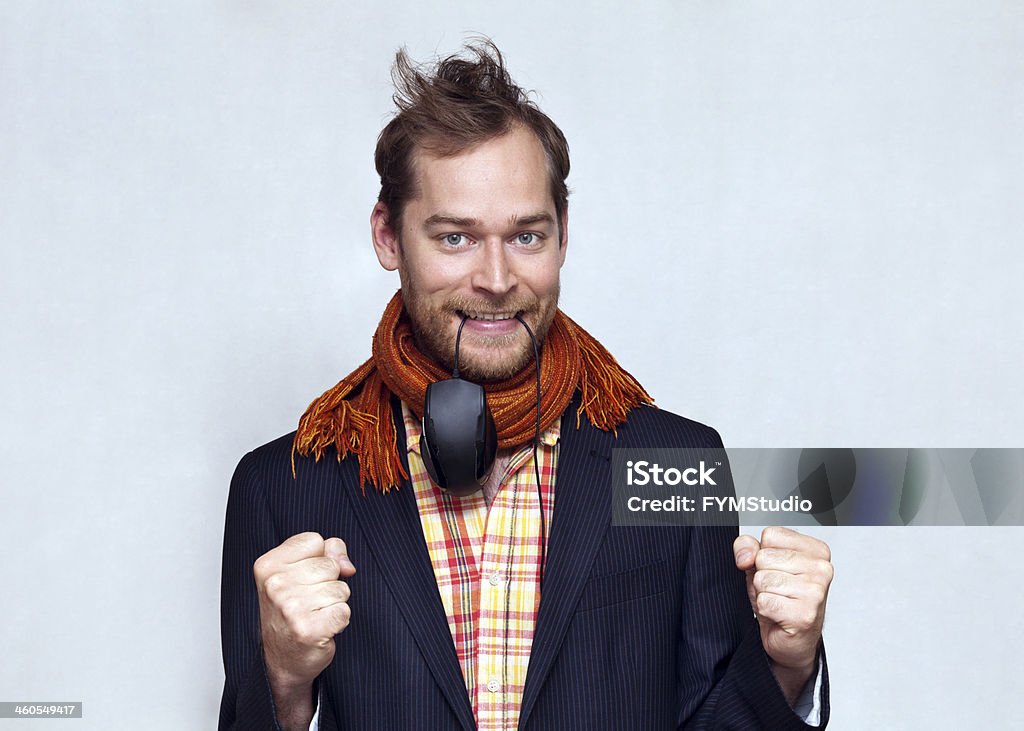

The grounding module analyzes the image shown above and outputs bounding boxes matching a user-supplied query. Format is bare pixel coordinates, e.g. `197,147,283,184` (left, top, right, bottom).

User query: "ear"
371,202,401,271
557,208,569,268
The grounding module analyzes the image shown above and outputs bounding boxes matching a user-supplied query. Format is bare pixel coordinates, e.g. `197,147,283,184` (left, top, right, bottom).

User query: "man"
220,41,833,730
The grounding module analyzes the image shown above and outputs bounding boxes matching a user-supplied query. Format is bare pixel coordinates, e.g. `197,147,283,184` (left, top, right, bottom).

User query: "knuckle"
295,531,325,551
286,611,318,642
816,560,834,583
802,609,819,629
332,602,352,632
823,561,835,582
292,622,317,645
338,581,351,601
819,541,832,562
253,555,267,577
281,595,304,618
263,572,288,596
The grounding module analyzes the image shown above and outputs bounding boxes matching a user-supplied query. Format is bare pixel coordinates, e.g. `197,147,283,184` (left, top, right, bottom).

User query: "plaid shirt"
401,402,558,731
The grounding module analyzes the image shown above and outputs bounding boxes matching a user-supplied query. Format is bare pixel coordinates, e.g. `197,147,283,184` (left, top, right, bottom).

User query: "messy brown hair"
374,39,570,240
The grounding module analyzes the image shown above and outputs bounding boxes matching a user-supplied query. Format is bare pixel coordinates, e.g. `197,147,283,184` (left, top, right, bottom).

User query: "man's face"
372,125,567,382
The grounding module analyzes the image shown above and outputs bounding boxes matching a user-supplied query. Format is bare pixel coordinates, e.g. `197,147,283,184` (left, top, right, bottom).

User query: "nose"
471,239,518,296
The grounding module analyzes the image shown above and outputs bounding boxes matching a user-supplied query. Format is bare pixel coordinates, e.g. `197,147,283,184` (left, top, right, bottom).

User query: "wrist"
261,639,316,693
265,661,312,694
262,650,317,730
770,658,816,707
265,672,316,731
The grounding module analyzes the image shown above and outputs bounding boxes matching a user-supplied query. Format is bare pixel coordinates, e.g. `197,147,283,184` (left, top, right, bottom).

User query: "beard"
399,274,560,383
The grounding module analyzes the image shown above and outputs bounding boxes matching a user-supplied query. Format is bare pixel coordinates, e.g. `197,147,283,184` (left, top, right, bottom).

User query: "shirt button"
488,571,502,587
487,677,501,693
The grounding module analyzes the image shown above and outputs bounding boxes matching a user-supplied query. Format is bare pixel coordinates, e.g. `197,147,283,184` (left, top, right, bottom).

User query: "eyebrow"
511,212,555,227
423,214,480,228
422,212,555,229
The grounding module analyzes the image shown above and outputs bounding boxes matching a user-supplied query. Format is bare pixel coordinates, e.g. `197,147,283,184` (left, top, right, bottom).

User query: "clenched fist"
733,526,833,705
254,532,356,727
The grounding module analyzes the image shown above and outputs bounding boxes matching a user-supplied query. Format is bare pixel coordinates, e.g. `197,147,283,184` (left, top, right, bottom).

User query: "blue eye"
443,234,466,247
516,233,537,245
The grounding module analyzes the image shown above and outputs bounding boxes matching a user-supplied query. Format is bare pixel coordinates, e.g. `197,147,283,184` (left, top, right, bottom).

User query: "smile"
458,310,520,321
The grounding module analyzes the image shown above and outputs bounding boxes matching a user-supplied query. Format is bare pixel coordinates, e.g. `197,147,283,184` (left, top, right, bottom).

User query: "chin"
457,343,536,383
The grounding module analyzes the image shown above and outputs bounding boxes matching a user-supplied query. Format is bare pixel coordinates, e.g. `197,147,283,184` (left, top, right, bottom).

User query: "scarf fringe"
565,313,653,434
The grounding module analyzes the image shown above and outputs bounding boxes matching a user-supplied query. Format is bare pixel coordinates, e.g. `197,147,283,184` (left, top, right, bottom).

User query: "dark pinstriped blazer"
220,393,829,729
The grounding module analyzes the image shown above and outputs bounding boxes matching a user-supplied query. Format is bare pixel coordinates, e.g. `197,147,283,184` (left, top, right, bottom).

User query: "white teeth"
463,310,516,321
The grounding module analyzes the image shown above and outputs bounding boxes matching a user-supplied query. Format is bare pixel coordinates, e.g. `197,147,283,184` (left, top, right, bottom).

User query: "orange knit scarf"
292,290,653,493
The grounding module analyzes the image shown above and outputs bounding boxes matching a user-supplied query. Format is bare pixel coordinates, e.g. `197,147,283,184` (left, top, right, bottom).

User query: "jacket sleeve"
218,451,286,731
677,526,830,730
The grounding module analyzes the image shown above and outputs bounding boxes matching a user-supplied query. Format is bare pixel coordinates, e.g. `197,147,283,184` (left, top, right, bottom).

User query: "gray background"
2,1,1021,728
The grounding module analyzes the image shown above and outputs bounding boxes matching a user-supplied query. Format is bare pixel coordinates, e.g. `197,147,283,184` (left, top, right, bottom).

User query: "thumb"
324,537,357,576
733,534,761,616
733,535,760,572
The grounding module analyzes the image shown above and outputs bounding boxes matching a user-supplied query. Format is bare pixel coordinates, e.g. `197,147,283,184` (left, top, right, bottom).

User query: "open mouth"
457,309,522,322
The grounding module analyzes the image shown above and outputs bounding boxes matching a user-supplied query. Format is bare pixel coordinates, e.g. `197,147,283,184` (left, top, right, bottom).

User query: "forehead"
408,126,555,219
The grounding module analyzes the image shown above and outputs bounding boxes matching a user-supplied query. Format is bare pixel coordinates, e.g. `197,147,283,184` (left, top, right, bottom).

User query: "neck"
481,448,517,507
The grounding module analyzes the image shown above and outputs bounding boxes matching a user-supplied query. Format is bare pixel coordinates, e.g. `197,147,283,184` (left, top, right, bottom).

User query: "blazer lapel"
339,397,476,731
518,406,614,729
